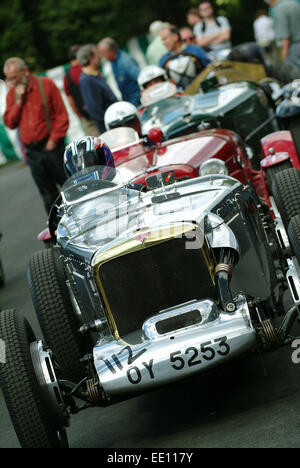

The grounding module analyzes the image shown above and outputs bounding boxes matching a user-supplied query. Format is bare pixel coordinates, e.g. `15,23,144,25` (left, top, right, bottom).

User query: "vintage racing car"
100,126,263,197
1,150,300,447
139,79,279,169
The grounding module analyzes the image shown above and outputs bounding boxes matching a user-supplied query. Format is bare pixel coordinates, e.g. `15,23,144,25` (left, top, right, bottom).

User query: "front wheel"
272,168,300,232
0,310,69,448
28,248,87,382
288,214,300,264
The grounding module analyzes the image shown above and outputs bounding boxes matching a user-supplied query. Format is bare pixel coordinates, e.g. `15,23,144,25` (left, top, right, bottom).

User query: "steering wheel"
162,52,205,90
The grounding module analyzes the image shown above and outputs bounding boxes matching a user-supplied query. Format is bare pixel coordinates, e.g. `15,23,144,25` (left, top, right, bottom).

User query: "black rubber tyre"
264,161,292,193
288,214,300,263
28,248,87,382
272,168,300,232
0,309,68,448
287,116,300,161
0,255,5,288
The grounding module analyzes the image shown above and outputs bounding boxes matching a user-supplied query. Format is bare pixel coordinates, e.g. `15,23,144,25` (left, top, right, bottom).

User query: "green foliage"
0,0,266,73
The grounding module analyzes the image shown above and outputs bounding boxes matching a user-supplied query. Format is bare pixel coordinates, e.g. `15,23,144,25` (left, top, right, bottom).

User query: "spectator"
187,7,202,32
158,24,211,69
195,1,232,51
159,25,211,90
3,57,69,214
146,20,169,66
253,8,278,64
180,27,196,45
98,38,141,106
63,45,99,137
76,44,118,135
265,0,300,67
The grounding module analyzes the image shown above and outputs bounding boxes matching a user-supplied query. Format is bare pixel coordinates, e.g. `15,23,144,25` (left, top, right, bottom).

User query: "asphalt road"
1,162,300,449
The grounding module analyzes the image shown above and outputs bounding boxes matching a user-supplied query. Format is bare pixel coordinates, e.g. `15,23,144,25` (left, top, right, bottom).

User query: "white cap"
149,20,169,36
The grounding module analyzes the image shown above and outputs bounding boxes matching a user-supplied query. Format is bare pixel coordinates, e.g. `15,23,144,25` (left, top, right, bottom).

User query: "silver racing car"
1,162,300,448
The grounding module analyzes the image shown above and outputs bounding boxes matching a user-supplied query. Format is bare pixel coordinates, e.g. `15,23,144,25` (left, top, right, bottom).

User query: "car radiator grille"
98,236,217,337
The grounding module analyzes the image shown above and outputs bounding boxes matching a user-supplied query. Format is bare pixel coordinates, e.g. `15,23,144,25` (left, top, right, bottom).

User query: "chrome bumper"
93,296,256,397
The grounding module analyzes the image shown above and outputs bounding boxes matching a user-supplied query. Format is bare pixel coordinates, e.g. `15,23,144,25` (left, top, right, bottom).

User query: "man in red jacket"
3,57,69,213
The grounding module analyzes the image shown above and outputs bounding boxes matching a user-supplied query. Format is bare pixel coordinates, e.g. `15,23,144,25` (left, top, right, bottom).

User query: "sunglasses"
183,36,195,42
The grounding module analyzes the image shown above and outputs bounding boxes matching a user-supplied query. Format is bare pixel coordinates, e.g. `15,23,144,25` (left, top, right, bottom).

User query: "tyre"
0,309,68,448
287,116,300,161
264,161,292,193
288,214,300,264
271,168,300,232
0,255,5,288
28,248,87,382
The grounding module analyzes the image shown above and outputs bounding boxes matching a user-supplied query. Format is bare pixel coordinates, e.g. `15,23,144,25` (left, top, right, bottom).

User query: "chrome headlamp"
199,159,228,176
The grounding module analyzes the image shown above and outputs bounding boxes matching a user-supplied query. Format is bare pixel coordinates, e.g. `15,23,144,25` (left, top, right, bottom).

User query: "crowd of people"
2,0,300,214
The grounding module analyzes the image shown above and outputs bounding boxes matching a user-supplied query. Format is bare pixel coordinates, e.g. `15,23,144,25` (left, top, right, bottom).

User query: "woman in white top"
194,0,232,51
253,9,275,46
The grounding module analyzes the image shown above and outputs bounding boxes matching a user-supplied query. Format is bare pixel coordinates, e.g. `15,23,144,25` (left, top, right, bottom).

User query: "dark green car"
141,81,279,169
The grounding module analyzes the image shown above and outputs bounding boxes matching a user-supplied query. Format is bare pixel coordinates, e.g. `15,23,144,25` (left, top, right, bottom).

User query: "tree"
0,0,266,73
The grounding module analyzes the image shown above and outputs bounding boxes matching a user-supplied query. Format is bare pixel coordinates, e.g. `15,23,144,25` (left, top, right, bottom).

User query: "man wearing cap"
146,21,169,65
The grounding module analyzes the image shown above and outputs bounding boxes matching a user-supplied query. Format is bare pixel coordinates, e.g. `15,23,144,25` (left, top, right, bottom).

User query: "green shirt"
273,0,300,43
146,36,168,65
270,0,300,16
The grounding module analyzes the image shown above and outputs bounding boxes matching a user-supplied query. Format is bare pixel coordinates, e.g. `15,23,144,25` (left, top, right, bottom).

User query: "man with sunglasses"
180,28,196,45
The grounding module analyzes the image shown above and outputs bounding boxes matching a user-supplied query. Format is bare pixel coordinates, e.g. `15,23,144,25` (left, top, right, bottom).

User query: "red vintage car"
257,80,300,226
101,126,263,196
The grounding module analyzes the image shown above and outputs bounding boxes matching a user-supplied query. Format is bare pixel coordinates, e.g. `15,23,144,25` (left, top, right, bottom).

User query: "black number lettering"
215,336,230,356
186,347,202,367
101,358,116,374
117,345,147,365
170,351,185,370
142,360,155,379
200,341,216,361
127,366,142,384
111,354,123,370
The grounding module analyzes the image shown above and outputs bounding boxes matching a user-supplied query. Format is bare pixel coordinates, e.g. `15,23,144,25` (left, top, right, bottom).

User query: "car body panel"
140,81,278,167
185,61,267,95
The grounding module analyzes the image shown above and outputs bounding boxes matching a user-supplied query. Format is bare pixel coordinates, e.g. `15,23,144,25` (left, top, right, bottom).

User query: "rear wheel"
288,214,300,263
28,248,87,382
264,161,292,194
271,168,300,231
0,309,69,448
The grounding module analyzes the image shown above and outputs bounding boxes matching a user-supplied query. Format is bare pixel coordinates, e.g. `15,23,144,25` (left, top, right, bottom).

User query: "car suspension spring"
261,319,277,345
86,378,102,404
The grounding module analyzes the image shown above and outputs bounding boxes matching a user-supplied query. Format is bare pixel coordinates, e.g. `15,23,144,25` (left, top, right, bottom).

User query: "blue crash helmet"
64,136,115,177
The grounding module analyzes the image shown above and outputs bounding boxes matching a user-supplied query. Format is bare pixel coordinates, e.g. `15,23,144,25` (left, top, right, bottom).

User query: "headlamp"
199,159,228,176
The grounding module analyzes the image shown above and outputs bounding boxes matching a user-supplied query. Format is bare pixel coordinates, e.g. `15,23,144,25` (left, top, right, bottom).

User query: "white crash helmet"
166,56,197,87
138,65,168,91
104,101,142,135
